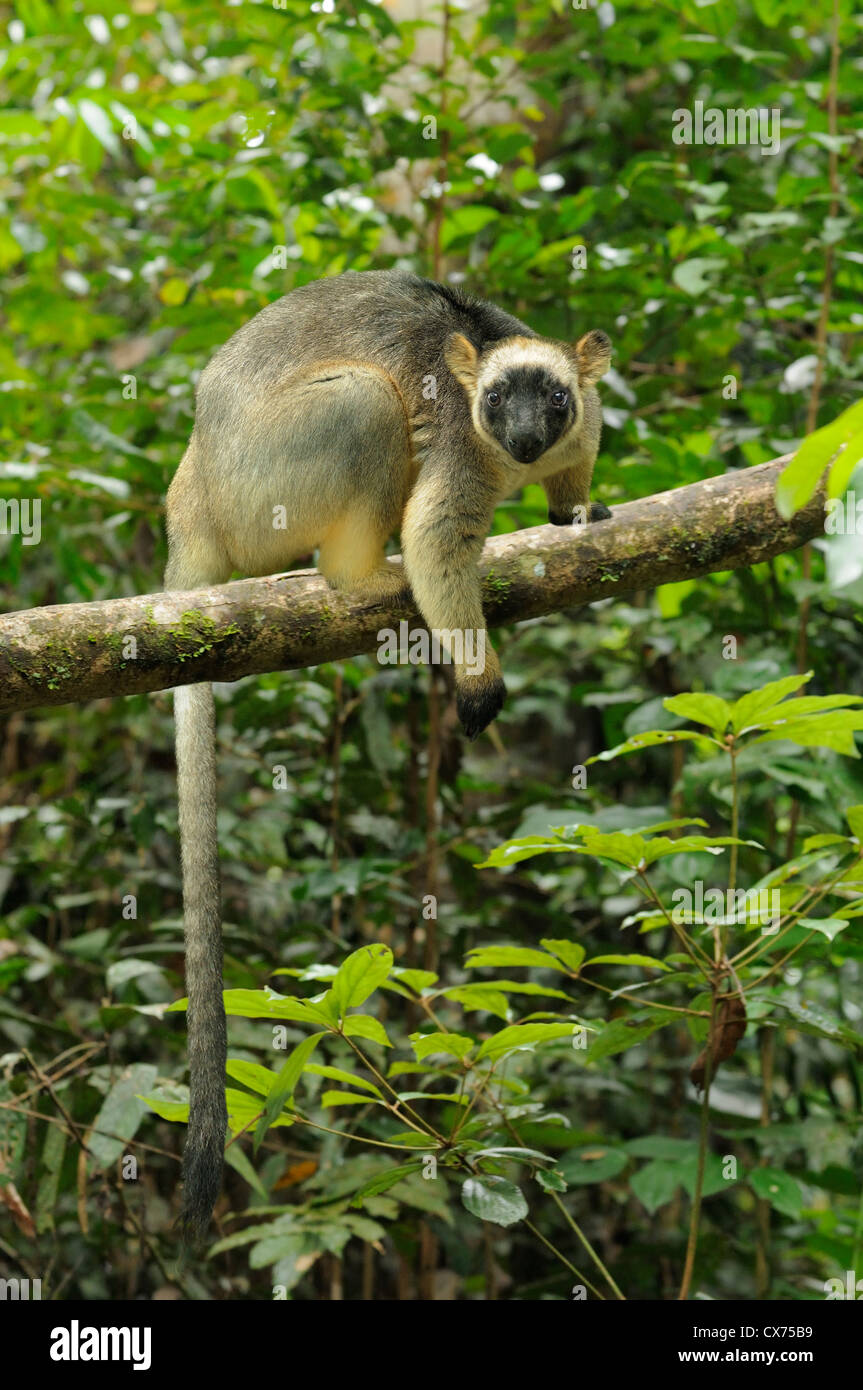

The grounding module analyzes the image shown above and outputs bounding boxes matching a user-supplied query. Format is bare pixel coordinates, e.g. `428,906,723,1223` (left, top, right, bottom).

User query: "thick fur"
164,269,611,1235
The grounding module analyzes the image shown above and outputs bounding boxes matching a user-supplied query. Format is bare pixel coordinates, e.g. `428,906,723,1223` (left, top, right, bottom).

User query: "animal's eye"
486,390,502,408
551,390,569,409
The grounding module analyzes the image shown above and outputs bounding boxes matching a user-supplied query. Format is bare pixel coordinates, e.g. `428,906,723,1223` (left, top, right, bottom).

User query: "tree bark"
0,455,822,715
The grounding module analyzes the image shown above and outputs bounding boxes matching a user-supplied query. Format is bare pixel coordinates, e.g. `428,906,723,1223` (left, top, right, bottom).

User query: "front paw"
548,503,611,527
456,674,507,741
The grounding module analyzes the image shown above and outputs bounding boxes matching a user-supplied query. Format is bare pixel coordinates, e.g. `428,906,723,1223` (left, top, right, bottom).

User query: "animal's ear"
574,329,611,386
444,333,480,393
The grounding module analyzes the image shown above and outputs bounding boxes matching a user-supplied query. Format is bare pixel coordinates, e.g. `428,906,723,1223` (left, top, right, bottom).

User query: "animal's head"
444,330,611,466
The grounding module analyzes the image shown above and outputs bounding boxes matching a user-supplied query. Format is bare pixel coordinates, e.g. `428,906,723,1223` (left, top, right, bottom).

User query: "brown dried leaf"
690,993,747,1089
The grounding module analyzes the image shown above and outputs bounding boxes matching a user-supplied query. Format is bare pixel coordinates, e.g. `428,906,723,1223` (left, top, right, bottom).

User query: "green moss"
165,609,241,662
483,569,512,600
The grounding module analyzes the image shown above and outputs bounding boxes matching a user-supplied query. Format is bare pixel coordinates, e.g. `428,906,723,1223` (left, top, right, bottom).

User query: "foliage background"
0,0,861,1301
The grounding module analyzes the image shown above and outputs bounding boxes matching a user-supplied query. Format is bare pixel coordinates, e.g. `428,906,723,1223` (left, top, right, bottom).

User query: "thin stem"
754,1028,776,1298
637,872,713,975
548,1190,626,1300
490,1094,626,1300
340,1033,447,1142
290,1111,424,1151
728,744,740,896
678,990,717,1299
583,976,710,1017
523,1219,605,1297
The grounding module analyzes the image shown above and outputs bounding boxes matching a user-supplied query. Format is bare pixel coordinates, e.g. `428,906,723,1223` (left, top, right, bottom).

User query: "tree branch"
0,454,822,715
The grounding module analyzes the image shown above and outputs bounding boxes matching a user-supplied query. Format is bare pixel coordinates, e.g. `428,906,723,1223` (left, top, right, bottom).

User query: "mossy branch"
0,454,823,715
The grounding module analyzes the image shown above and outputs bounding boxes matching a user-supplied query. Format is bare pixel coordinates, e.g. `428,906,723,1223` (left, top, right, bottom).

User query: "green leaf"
168,989,333,1027
410,1032,474,1061
342,1015,393,1047
341,1213,387,1244
225,1088,291,1134
225,1060,279,1097
255,1032,325,1148
729,673,812,731
331,944,393,1014
479,980,571,1000
158,277,189,307
139,1090,189,1124
304,1065,382,1096
587,729,717,764
625,1137,699,1160
397,1090,468,1105
772,994,860,1045
588,1014,671,1062
350,1163,423,1204
77,99,121,156
476,1022,576,1061
557,1145,628,1184
224,1143,269,1200
465,945,568,972
441,204,499,249
829,427,863,499
845,805,863,841
749,1167,803,1217
321,1090,383,1107
539,940,587,972
672,257,726,296
583,954,670,971
472,1145,552,1164
795,917,848,941
750,695,863,729
677,1153,736,1199
461,1175,528,1227
569,830,649,868
642,834,759,863
89,1065,156,1169
777,399,863,518
802,834,851,852
476,834,574,868
571,829,753,870
439,985,510,1019
664,692,732,733
751,712,863,757
390,968,439,993
630,1159,681,1214
536,1169,568,1193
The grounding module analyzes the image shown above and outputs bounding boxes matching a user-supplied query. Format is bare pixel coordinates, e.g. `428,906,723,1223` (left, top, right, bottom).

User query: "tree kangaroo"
164,269,611,1240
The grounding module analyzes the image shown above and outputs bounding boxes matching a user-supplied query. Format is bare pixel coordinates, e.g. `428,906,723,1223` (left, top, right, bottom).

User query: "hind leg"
165,442,233,590
317,512,407,603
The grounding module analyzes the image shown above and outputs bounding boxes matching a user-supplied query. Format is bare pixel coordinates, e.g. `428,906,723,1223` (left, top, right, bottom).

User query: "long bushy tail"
174,681,227,1245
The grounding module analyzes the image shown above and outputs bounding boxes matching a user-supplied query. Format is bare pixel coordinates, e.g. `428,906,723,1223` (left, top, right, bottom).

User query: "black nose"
506,433,543,462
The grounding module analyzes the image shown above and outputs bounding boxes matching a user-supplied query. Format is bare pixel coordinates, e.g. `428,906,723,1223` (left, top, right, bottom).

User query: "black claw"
548,503,612,527
457,677,507,740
